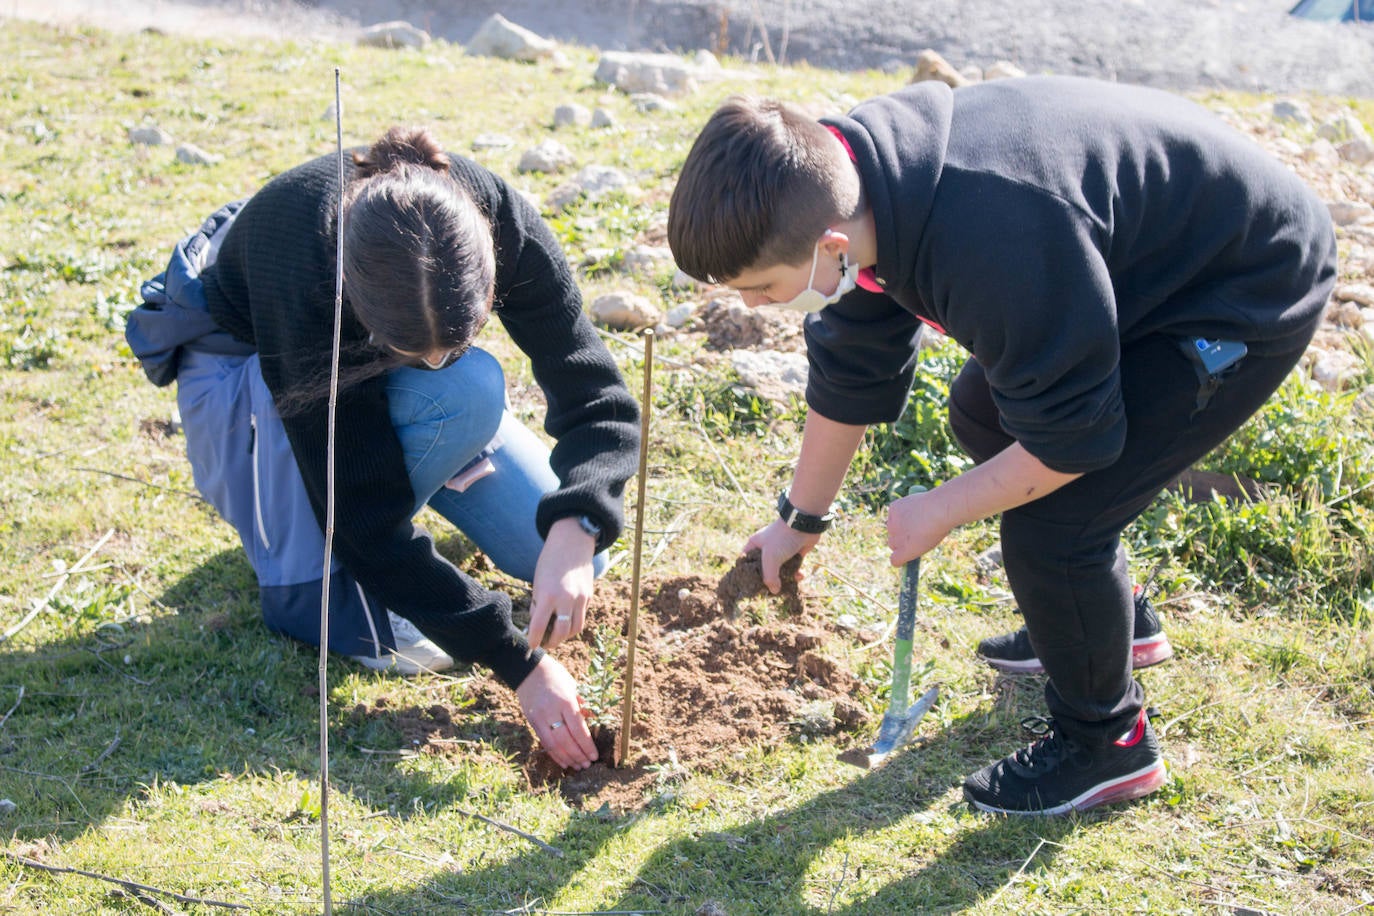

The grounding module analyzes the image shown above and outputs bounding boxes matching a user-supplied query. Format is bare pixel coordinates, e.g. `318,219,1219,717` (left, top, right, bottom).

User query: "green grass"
2,18,1373,915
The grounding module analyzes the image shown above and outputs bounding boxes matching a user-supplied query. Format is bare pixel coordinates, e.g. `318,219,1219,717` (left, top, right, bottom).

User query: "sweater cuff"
484,628,545,691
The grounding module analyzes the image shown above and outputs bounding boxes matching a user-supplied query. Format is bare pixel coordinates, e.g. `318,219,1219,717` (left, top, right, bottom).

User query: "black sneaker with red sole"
962,709,1167,816
977,586,1172,675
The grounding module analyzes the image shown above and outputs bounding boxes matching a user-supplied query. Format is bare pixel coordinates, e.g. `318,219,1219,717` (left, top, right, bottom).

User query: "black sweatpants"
948,330,1316,744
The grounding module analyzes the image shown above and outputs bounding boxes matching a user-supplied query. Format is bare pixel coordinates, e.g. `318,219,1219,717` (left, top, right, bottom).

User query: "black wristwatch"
777,489,834,534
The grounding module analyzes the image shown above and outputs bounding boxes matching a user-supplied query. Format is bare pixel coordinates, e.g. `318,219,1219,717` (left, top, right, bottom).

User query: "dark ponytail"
341,126,495,359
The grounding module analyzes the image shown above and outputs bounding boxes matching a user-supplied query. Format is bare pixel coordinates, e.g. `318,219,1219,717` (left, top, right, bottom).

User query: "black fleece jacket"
202,150,641,689
810,76,1336,474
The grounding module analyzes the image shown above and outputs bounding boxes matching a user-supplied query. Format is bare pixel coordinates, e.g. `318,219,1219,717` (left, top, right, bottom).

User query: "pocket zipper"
249,414,272,550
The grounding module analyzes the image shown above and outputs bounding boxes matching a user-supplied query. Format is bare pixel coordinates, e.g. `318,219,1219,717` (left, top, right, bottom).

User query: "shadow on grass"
0,545,509,845
338,711,1127,914
2,546,1123,913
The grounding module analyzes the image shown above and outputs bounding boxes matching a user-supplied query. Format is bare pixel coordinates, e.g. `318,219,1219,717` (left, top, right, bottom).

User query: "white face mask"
775,243,858,313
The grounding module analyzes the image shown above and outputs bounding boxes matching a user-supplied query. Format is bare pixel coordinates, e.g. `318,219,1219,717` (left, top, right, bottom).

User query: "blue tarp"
1290,0,1372,21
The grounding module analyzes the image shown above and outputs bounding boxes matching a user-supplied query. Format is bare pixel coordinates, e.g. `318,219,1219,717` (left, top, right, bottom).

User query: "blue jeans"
178,343,604,655
386,348,607,580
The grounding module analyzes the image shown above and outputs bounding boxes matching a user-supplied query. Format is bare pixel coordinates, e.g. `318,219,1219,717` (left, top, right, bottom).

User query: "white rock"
730,349,809,403
631,93,676,113
1339,136,1374,166
517,139,575,174
175,142,220,165
590,292,661,330
692,49,721,71
357,20,430,50
959,65,984,83
1336,284,1374,307
577,164,632,196
1329,200,1374,226
622,244,674,274
128,125,173,146
984,60,1026,80
1303,138,1342,172
1311,348,1363,392
1272,99,1312,126
471,133,514,151
671,268,700,291
466,13,555,61
0,799,15,816
1317,112,1371,144
553,102,591,129
1332,299,1367,328
591,107,617,129
545,183,584,211
665,303,696,328
595,51,702,96
911,48,968,88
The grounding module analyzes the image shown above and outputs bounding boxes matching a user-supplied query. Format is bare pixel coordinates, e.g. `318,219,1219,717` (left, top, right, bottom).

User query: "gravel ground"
7,0,1374,96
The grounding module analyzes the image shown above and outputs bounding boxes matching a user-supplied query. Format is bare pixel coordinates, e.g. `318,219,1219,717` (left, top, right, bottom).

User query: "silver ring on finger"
549,721,564,730
556,615,571,623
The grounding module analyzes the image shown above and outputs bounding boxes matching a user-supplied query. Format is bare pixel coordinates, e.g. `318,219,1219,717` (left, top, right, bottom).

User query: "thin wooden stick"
617,328,654,766
2,529,116,644
0,851,247,910
0,685,23,730
315,65,346,916
453,805,565,858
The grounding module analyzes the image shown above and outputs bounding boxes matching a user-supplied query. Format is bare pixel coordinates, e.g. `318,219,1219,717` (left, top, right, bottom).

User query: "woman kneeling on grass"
127,126,641,771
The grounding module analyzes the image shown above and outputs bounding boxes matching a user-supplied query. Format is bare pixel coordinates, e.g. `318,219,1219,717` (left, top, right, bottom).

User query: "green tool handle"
888,558,920,718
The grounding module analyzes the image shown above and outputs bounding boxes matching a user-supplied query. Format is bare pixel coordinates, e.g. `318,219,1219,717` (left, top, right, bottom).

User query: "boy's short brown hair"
667,96,859,284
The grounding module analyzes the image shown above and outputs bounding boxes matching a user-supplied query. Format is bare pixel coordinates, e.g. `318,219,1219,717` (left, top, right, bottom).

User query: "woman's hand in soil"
528,517,597,649
516,655,597,770
743,518,819,594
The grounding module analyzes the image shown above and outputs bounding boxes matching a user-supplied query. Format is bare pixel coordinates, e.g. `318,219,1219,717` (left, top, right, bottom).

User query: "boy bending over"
667,76,1335,816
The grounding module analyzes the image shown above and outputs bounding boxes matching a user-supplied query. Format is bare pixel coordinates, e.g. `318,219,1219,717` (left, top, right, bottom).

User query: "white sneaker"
350,611,455,675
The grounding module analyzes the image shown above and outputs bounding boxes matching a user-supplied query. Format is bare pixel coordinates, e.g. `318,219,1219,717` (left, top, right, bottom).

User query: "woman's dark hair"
342,125,495,359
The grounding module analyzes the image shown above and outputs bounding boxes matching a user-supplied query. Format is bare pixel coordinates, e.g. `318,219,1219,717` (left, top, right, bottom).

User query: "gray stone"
1339,136,1374,166
517,139,575,174
175,142,220,165
621,244,674,274
128,124,173,146
553,103,591,129
590,291,661,330
591,107,617,129
471,133,514,151
0,799,15,817
595,51,702,95
665,303,696,328
1335,283,1374,308
357,20,430,50
631,93,676,114
1317,112,1370,144
466,13,554,61
1329,200,1374,227
730,349,808,403
1272,98,1312,126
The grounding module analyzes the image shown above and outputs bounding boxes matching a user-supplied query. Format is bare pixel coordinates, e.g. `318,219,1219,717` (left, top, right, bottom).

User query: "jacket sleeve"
803,288,926,425
464,163,641,551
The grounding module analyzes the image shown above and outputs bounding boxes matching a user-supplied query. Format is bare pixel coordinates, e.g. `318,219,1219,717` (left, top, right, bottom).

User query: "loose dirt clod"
715,550,805,618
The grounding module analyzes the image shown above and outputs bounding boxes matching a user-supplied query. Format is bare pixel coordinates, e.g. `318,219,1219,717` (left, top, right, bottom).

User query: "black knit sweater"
202,150,641,688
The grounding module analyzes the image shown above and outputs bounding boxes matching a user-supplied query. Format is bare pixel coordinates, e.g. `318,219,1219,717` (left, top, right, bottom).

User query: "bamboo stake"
617,328,654,766
315,66,345,915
